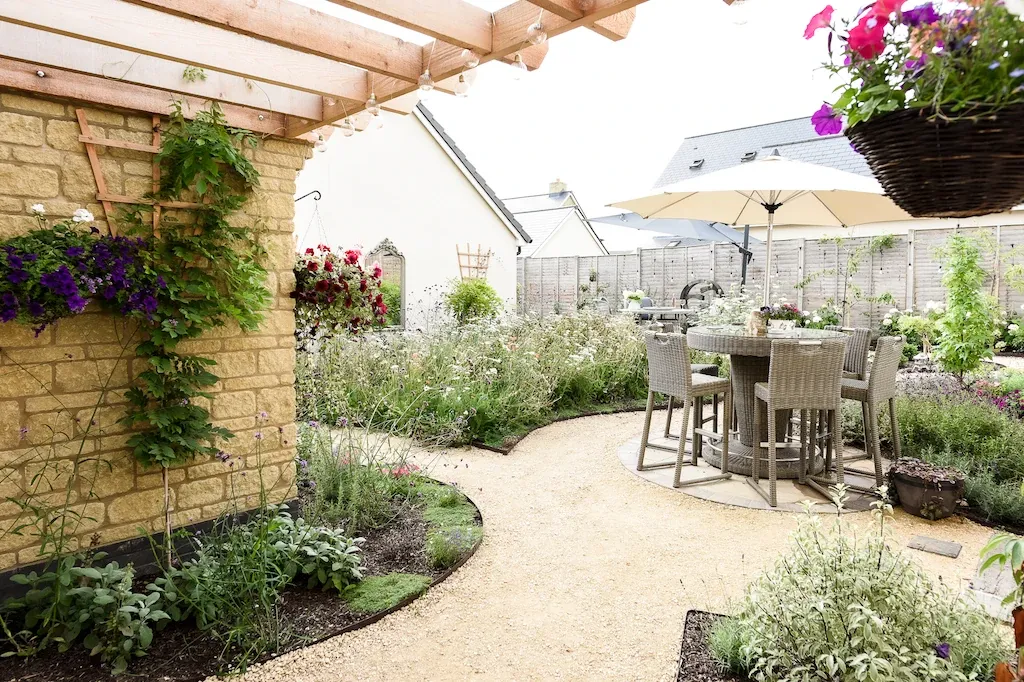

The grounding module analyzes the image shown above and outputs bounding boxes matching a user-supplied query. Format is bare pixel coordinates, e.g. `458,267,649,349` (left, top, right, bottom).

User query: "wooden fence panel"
516,227,1024,321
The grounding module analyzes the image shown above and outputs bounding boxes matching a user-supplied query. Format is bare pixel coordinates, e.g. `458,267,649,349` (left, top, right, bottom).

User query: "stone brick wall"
0,91,307,569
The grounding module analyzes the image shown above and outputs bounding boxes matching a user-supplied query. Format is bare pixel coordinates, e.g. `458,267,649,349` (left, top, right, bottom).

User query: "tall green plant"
934,234,995,380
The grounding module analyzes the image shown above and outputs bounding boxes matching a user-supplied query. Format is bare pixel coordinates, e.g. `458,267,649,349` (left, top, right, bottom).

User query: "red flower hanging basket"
846,103,1024,219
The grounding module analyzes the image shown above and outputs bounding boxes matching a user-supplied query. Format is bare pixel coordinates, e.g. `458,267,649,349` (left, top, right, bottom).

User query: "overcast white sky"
297,0,866,216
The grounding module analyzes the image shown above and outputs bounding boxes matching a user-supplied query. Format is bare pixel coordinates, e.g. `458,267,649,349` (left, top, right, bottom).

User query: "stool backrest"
767,338,847,411
826,325,871,378
867,336,904,401
644,333,692,397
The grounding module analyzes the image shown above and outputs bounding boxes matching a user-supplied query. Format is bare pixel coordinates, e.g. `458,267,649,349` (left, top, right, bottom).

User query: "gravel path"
232,411,998,682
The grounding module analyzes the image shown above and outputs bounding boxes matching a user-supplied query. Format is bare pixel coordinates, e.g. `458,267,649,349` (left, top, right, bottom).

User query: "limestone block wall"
0,91,307,569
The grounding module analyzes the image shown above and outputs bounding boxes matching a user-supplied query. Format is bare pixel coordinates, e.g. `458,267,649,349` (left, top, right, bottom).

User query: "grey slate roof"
415,103,532,243
654,116,873,188
514,207,577,258
502,192,575,214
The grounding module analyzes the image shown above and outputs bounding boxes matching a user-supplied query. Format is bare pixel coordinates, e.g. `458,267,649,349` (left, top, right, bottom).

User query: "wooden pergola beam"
0,57,292,135
493,0,646,50
123,0,424,85
0,24,324,120
0,0,380,102
328,0,494,53
527,1,637,40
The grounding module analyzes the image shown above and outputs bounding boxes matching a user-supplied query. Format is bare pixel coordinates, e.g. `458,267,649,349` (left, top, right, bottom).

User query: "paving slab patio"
230,411,1004,682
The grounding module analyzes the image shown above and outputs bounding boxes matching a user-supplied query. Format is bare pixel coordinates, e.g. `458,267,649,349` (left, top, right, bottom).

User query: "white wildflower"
883,317,893,326
1010,324,1020,333
801,311,810,317
1005,0,1023,17
888,308,900,315
72,208,94,223
996,341,1007,350
812,315,822,323
29,204,45,216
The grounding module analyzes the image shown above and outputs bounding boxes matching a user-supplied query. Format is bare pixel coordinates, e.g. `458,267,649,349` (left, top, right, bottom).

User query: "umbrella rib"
809,191,849,227
646,191,699,219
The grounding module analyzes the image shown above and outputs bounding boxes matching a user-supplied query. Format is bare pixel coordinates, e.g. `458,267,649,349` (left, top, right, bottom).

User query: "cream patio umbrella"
611,152,910,305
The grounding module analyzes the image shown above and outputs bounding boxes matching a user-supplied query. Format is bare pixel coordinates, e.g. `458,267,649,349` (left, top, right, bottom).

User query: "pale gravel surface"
229,411,998,682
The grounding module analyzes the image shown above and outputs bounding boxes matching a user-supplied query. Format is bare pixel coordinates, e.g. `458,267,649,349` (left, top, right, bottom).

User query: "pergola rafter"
0,0,712,139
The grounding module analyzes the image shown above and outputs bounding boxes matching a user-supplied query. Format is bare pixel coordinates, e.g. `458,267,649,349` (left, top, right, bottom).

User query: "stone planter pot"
891,471,964,521
768,319,796,332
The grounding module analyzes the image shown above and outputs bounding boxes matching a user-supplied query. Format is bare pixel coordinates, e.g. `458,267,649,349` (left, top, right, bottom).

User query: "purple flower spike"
811,103,843,136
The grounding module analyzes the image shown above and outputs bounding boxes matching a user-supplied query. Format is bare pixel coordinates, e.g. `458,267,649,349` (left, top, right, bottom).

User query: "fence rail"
517,227,1024,327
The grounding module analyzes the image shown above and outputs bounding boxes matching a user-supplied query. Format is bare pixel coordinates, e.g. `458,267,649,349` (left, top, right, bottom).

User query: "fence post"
709,243,716,283
906,228,916,309
797,239,806,310
995,224,1003,304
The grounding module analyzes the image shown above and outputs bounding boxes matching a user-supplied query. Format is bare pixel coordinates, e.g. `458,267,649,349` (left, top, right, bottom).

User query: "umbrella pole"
740,224,750,286
762,207,778,306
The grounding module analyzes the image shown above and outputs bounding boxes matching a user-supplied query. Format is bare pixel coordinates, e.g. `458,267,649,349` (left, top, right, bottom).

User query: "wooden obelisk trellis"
457,243,492,280
75,108,202,236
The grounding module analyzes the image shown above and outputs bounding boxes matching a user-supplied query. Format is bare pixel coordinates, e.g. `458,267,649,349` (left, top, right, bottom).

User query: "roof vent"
689,158,705,170
741,151,758,162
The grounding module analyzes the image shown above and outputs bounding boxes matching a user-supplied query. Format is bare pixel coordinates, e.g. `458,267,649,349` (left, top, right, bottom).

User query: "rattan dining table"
686,325,847,478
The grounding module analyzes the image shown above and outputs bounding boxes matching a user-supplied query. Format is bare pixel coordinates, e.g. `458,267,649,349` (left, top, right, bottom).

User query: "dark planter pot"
846,103,1024,219
891,471,964,521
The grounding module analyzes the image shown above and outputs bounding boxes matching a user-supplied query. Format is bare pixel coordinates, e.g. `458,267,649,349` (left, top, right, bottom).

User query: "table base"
703,440,825,479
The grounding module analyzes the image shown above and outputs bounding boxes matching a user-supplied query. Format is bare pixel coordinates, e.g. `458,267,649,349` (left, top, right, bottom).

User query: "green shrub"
845,395,1024,526
425,526,481,569
443,278,502,324
379,280,402,327
2,557,170,675
713,491,1008,681
707,615,749,674
934,235,996,379
165,507,362,669
342,574,431,614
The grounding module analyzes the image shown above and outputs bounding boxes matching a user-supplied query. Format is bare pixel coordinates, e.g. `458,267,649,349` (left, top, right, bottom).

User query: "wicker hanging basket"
846,102,1024,219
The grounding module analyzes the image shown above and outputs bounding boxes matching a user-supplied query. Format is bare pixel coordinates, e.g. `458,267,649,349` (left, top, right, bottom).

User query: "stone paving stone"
965,533,1014,622
908,535,962,558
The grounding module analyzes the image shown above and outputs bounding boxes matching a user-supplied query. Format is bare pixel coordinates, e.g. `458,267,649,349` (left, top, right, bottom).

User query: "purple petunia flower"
935,642,950,660
6,254,22,269
811,103,843,136
27,300,44,318
65,295,87,313
65,246,85,258
24,254,36,262
0,307,16,323
902,3,939,27
7,269,28,285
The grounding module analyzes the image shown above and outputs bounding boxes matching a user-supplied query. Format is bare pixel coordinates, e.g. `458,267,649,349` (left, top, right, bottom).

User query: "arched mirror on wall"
366,239,406,328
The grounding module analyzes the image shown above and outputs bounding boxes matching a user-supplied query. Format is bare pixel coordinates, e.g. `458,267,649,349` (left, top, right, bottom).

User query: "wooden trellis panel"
456,243,492,281
75,108,202,236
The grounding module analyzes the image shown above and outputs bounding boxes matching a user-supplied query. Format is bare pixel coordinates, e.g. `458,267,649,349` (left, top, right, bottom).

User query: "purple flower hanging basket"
846,102,1024,219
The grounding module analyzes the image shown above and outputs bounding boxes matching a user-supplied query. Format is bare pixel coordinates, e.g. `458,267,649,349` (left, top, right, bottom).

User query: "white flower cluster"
72,208,95,223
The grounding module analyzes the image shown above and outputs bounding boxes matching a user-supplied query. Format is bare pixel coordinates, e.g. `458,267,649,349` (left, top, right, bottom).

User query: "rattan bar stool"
664,363,720,442
826,325,872,379
638,333,732,488
751,338,847,507
840,336,905,492
788,326,871,445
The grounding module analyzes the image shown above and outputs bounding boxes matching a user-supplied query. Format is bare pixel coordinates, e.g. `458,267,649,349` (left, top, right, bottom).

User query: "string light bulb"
370,112,385,130
314,132,327,152
340,117,355,137
461,49,481,69
365,92,380,116
511,53,528,80
418,68,435,92
455,74,470,98
527,21,547,45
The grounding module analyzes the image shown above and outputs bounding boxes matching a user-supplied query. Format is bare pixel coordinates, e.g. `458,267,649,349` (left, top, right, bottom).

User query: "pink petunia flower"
804,5,834,39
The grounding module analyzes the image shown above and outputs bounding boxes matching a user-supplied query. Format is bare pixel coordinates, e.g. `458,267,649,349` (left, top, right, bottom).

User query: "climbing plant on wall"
0,102,272,559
